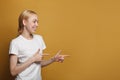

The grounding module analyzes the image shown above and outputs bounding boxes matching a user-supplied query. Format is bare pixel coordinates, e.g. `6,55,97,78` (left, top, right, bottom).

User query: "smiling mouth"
32,27,37,29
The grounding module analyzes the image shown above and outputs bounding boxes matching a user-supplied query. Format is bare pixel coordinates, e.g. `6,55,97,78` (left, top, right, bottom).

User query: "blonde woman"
9,10,68,80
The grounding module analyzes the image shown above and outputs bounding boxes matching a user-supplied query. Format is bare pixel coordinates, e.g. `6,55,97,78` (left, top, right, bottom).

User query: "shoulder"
10,35,22,45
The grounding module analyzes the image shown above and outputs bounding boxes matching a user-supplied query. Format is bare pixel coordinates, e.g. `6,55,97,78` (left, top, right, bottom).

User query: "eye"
33,21,36,23
33,20,38,23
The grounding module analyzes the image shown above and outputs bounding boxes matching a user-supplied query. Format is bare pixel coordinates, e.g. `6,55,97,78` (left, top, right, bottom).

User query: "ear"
23,19,27,26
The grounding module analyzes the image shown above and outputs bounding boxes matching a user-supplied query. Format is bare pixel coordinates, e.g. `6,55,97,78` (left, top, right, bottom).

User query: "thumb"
34,49,40,56
37,49,40,53
55,50,62,57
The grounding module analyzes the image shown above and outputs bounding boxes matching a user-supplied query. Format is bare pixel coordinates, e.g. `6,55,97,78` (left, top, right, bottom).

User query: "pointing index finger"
62,55,70,57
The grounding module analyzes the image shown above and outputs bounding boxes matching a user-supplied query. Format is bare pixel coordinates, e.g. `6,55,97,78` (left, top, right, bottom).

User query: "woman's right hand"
33,49,43,63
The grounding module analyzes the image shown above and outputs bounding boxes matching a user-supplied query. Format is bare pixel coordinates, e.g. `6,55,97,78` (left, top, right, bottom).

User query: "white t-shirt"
9,34,46,80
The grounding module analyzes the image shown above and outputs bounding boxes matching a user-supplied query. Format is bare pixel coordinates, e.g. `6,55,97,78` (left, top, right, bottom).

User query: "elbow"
10,70,17,76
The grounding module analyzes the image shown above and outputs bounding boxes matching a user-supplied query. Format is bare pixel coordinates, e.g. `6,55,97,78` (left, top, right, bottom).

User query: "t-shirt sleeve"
9,40,19,55
37,35,46,50
40,36,46,50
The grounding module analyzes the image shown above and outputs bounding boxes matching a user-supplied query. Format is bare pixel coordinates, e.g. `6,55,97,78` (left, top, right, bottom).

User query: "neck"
21,30,33,40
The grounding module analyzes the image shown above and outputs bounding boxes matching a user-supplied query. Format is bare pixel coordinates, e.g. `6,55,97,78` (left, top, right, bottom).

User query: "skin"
9,14,69,76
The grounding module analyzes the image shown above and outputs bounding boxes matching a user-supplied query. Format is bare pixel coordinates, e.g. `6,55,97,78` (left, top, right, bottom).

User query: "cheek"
27,23,33,27
30,23,35,26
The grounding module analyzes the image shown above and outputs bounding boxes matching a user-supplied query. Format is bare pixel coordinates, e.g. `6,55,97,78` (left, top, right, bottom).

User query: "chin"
29,31,34,34
31,31,36,33
31,32,35,34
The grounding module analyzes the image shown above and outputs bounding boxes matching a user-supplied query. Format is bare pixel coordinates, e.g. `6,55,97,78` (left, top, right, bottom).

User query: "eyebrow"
33,19,39,22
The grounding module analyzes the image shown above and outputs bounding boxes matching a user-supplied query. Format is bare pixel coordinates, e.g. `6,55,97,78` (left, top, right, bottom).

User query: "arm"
41,58,55,67
41,50,69,67
9,49,42,76
10,55,35,76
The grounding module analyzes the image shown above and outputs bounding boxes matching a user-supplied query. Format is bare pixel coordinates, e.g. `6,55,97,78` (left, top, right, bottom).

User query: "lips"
32,26,37,29
31,27,36,32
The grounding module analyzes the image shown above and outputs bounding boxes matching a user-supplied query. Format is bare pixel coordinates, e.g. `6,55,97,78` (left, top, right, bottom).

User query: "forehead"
28,14,38,20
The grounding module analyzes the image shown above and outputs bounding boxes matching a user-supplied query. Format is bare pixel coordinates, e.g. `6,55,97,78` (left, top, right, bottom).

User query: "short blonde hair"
18,10,37,34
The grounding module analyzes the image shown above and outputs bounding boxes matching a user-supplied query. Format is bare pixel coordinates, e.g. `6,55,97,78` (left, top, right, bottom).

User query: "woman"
9,10,68,80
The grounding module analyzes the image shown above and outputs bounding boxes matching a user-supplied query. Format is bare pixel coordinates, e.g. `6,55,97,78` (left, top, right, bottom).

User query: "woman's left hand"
52,50,70,63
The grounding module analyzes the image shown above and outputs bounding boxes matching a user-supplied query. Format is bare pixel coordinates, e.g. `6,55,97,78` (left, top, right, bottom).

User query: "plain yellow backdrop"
0,0,120,80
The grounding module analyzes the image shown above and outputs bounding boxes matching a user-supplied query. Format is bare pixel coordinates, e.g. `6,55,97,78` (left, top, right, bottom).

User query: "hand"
33,49,43,62
52,50,70,63
33,49,50,63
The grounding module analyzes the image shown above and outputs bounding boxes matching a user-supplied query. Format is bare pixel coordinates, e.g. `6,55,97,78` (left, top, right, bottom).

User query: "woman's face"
24,14,38,34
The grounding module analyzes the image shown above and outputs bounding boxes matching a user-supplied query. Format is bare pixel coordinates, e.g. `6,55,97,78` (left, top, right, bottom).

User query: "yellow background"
0,0,120,80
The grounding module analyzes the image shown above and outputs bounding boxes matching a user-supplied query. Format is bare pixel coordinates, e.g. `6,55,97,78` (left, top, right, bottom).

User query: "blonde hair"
18,10,37,34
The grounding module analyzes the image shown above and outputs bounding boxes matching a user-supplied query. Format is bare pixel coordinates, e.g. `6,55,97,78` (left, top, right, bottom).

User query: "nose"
36,22,38,26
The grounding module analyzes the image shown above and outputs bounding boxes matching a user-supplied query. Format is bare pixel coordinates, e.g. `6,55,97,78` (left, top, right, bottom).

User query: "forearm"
11,57,35,76
41,58,55,67
10,49,42,76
